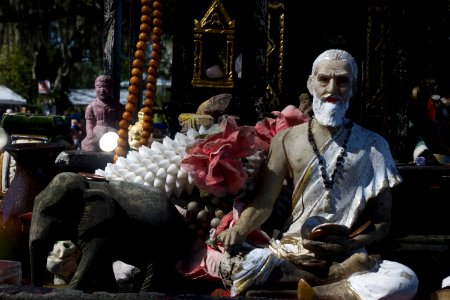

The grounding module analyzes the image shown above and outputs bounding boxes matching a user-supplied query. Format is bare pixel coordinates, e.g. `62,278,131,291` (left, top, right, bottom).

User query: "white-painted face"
308,60,354,127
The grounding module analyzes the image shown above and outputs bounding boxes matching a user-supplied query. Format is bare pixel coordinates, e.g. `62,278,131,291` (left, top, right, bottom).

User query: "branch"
0,5,102,24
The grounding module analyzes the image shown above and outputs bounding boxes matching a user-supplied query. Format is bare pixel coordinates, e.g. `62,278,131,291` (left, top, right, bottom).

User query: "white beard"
312,95,349,127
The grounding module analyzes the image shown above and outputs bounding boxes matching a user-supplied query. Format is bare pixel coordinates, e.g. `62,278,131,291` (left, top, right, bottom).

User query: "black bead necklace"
307,117,353,212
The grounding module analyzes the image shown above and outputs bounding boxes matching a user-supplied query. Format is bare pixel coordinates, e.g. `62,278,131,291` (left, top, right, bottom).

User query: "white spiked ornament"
95,133,196,199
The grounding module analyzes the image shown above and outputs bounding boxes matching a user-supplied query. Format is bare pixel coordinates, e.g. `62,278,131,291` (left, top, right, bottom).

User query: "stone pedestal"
1,143,65,225
54,150,114,174
0,142,65,283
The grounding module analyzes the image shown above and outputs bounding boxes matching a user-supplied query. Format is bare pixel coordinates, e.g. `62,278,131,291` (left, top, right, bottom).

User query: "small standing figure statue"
81,75,124,152
128,111,145,150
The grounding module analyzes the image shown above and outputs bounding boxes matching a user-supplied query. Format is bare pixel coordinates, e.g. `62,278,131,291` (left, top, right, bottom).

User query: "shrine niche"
192,0,235,88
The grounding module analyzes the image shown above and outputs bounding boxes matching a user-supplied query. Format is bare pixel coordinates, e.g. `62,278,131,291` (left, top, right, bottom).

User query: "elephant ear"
78,189,119,241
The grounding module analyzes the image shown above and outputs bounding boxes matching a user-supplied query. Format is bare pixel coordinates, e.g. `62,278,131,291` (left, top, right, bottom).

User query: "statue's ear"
307,75,314,95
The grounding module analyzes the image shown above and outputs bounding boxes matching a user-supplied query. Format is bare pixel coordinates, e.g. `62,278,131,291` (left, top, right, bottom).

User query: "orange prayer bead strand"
114,0,163,162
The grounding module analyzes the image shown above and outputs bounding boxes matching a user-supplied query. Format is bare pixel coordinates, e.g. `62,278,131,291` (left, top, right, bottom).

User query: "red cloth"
210,288,231,296
175,239,224,281
176,199,270,282
19,212,33,227
427,98,437,121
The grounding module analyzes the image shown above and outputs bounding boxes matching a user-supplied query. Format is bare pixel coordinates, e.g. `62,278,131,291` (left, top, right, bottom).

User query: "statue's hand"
302,235,351,259
217,224,248,255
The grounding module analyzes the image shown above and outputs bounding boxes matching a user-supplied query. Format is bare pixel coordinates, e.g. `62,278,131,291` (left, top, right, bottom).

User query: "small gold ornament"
128,111,145,150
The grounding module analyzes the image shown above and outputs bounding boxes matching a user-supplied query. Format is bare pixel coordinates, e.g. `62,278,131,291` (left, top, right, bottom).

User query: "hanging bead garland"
114,0,163,162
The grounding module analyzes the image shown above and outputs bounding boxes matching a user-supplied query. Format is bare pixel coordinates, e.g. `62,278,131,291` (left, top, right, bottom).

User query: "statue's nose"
326,78,339,94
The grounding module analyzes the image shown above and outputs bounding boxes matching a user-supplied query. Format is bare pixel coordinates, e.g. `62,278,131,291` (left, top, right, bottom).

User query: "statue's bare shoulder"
270,122,313,179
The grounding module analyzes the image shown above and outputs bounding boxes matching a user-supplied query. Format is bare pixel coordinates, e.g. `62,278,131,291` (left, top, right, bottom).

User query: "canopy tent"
0,85,27,105
68,79,171,106
68,89,128,106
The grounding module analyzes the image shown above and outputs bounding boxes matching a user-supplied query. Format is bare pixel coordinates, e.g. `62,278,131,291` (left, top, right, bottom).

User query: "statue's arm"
303,187,393,257
84,104,95,135
348,187,392,251
217,131,290,250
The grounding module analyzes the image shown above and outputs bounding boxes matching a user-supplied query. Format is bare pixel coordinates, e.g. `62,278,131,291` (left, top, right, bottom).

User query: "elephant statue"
29,172,189,293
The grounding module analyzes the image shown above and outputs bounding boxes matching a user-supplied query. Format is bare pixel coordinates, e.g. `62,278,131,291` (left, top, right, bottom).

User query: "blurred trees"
0,0,106,113
0,0,174,114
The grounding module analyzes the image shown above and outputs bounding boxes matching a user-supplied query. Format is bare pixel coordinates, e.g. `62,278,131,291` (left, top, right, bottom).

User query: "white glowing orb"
99,132,119,152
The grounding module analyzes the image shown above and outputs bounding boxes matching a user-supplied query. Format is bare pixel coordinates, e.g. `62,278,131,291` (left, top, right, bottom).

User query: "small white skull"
46,240,80,283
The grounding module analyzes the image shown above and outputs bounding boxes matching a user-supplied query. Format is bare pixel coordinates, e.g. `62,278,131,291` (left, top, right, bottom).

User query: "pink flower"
181,116,265,197
255,105,309,150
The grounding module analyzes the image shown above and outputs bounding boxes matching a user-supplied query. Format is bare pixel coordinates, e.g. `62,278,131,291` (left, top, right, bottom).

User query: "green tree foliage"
0,0,105,111
0,46,34,103
0,0,174,113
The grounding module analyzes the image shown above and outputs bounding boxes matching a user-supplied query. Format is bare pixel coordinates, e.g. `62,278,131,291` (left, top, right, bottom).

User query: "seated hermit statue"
214,49,419,299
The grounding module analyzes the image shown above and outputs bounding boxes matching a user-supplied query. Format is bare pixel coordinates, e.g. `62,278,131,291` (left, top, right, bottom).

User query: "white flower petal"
124,172,135,181
158,159,171,169
156,168,167,179
146,163,159,174
144,172,155,182
167,163,178,175
166,174,176,184
177,168,188,179
154,177,164,187
135,167,148,178
170,155,182,165
133,176,144,184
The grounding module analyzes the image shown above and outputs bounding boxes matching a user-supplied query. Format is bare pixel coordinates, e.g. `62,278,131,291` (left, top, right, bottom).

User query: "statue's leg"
247,279,364,300
69,187,119,292
295,253,380,300
262,259,326,290
311,280,359,300
244,259,326,298
108,181,189,293
246,254,378,299
29,172,88,287
327,252,378,283
246,276,359,300
69,237,117,292
139,261,156,292
138,252,184,293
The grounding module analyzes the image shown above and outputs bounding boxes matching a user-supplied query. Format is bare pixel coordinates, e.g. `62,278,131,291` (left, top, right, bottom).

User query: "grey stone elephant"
29,172,189,293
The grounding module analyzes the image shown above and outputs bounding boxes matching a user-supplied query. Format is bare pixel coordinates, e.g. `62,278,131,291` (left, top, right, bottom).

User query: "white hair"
311,49,358,81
